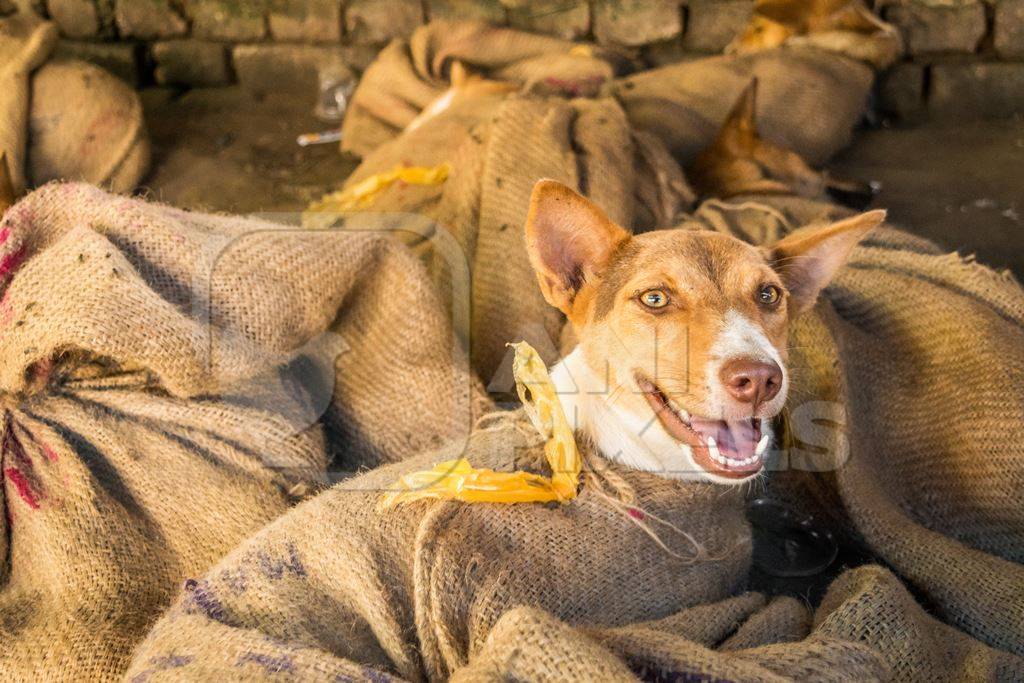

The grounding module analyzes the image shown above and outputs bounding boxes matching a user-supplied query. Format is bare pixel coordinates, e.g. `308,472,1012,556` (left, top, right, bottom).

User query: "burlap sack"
693,196,1024,656
329,20,892,387
125,413,752,682
316,97,688,391
128,196,1024,681
0,13,56,194
28,59,151,193
340,21,620,159
0,14,150,195
340,20,891,169
0,182,481,680
430,96,688,386
324,94,691,387
609,48,875,167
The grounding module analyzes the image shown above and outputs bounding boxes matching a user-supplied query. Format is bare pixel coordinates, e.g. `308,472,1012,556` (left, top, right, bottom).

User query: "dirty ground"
141,87,1024,276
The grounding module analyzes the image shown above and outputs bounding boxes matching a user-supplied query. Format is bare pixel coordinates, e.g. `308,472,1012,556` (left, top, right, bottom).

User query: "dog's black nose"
719,358,783,408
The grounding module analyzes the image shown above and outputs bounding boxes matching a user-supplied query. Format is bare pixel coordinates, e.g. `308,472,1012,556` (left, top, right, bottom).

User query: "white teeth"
707,437,728,466
705,434,766,469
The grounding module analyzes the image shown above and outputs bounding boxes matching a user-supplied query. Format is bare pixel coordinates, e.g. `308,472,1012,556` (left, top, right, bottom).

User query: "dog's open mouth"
636,375,769,479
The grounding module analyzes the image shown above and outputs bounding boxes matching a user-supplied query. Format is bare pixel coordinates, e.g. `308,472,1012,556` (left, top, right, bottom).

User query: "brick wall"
5,0,1022,119
879,0,1024,118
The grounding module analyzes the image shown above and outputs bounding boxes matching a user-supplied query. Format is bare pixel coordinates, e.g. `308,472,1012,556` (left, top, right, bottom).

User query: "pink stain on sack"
4,424,33,472
0,227,10,246
11,421,60,463
0,244,26,280
5,468,40,510
40,442,59,463
627,507,646,521
543,75,606,97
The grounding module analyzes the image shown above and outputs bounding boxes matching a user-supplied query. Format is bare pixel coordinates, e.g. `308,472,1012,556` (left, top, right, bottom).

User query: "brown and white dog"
524,179,884,484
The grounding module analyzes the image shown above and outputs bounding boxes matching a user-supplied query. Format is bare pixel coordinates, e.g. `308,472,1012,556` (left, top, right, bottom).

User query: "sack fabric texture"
2,17,1019,683
0,13,150,195
0,182,481,680
126,193,1024,681
328,20,893,387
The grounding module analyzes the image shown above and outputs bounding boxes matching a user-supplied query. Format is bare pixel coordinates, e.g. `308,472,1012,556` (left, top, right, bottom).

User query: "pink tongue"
690,419,758,459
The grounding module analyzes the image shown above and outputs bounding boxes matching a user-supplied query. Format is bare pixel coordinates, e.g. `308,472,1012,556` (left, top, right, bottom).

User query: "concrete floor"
140,87,1024,276
832,119,1024,276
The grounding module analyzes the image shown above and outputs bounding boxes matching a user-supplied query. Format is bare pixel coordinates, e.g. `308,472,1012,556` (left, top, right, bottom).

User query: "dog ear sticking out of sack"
687,79,876,209
0,152,16,215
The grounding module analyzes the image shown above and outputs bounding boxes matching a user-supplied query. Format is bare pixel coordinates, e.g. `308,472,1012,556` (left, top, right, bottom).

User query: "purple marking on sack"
128,653,194,683
658,672,736,683
219,566,248,594
362,666,398,682
255,542,307,580
0,227,10,245
332,668,398,683
236,652,295,675
182,578,231,624
5,468,40,509
150,654,193,669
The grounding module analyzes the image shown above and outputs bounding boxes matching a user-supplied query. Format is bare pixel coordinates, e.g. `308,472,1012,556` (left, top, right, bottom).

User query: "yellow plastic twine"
307,162,451,213
380,342,581,507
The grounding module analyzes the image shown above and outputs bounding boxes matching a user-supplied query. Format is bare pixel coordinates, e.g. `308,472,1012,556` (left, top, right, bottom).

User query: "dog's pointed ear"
769,209,886,313
525,179,630,315
719,79,759,151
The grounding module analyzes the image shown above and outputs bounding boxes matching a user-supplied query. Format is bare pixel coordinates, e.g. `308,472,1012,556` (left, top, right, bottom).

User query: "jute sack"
691,197,1024,659
317,93,692,387
339,21,620,159
0,13,56,195
124,292,1024,683
126,411,752,682
127,207,1024,682
28,59,151,193
327,20,894,384
339,20,895,169
0,182,481,680
0,14,150,195
608,47,876,167
431,96,690,385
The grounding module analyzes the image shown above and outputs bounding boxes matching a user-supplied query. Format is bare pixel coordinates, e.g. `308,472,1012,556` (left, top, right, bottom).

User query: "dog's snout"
719,358,783,408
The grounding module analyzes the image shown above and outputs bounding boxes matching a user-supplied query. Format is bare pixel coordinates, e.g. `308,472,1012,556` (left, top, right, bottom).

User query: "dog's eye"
757,284,782,307
640,289,669,309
